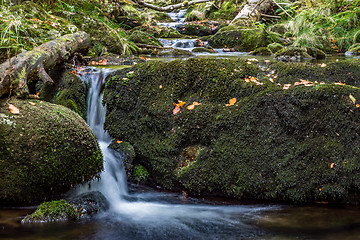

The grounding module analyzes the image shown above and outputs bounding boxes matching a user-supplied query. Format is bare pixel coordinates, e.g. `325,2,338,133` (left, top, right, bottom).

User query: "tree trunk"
0,31,91,98
136,0,212,11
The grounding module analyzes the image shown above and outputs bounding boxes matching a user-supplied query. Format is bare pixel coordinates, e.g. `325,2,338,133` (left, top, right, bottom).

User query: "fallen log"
136,0,211,11
0,31,91,98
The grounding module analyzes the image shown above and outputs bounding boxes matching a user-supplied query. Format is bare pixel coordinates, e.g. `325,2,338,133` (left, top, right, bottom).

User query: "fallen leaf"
8,104,20,114
283,84,291,90
187,101,202,110
320,63,327,68
335,81,346,86
177,100,186,107
117,140,123,144
330,163,335,168
349,94,356,104
29,102,36,106
247,58,258,62
173,104,181,115
225,98,236,106
71,70,77,76
159,85,163,89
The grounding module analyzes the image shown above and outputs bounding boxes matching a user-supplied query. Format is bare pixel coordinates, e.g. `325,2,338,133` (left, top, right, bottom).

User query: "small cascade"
157,9,187,29
70,66,279,239
159,38,209,50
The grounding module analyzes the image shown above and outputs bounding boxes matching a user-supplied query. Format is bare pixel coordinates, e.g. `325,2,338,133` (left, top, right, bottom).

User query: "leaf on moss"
225,98,236,106
349,94,356,104
8,104,20,114
187,102,201,110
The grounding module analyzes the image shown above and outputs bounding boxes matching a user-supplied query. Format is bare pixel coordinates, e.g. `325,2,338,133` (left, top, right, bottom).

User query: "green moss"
267,43,284,53
0,99,102,206
128,30,162,46
103,58,360,204
208,27,279,51
275,47,312,60
22,199,78,223
133,165,150,183
251,47,272,55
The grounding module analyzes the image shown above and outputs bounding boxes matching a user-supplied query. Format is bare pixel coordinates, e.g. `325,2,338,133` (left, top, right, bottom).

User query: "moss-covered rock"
131,25,183,38
109,140,136,178
22,199,78,223
208,27,280,51
275,47,312,61
192,47,216,53
181,24,214,36
267,42,283,53
185,10,205,22
52,71,87,119
0,99,103,206
251,47,272,55
103,58,360,204
129,30,162,46
305,47,326,59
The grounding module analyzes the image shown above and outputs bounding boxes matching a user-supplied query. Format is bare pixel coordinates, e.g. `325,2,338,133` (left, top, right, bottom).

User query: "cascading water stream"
73,67,279,239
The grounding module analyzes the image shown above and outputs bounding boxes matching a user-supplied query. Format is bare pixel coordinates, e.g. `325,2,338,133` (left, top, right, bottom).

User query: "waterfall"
71,67,278,239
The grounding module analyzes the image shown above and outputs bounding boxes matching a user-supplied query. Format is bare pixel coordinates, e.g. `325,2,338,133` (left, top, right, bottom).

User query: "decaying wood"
136,0,211,11
0,31,91,98
231,0,273,24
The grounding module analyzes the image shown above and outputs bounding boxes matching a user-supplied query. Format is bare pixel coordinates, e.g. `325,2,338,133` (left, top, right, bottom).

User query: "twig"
261,13,281,18
249,0,267,18
271,0,294,19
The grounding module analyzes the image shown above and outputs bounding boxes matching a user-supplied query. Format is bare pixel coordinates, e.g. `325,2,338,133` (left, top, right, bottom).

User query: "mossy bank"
0,99,103,206
104,58,360,204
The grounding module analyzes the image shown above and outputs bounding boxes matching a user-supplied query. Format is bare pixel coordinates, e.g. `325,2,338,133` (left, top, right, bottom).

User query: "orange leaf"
330,163,335,169
225,98,236,106
117,140,123,143
8,104,20,114
71,70,77,76
173,105,181,115
335,81,346,86
320,63,327,68
177,100,186,107
187,101,202,110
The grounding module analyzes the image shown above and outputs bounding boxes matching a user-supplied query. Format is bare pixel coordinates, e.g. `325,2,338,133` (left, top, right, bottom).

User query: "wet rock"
103,58,360,204
109,140,136,177
267,43,283,54
22,199,78,223
275,47,312,61
251,47,273,55
69,191,109,216
192,47,216,53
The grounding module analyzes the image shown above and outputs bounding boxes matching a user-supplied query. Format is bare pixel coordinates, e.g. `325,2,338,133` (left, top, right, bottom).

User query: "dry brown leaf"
8,104,20,114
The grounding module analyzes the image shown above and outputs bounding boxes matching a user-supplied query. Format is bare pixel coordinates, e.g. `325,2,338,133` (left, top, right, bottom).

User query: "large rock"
208,26,280,51
103,58,360,204
0,99,103,206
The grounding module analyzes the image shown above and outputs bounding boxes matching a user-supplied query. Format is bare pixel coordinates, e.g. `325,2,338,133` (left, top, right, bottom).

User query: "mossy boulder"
185,10,205,22
275,47,312,61
22,200,78,223
305,47,326,59
208,27,280,51
52,71,87,119
131,25,183,38
181,24,214,36
103,58,360,204
251,47,272,55
267,43,283,53
0,99,103,206
129,30,162,46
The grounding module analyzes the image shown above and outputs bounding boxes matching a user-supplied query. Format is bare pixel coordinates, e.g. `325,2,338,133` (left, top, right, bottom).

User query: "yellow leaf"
349,94,356,104
320,63,327,68
177,100,186,107
117,140,123,143
159,85,163,89
225,98,236,106
187,102,201,110
8,104,20,114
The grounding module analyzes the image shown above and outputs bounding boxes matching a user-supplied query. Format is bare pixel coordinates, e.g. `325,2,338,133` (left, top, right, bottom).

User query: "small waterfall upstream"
74,67,278,239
